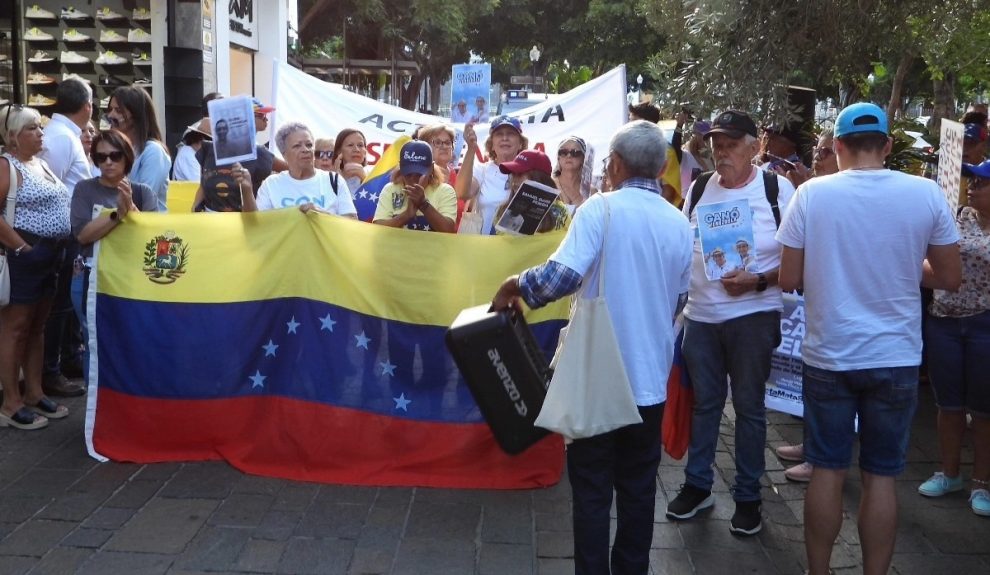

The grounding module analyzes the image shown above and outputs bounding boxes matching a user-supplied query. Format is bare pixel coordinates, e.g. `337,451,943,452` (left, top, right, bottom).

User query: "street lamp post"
529,45,540,92
636,74,643,102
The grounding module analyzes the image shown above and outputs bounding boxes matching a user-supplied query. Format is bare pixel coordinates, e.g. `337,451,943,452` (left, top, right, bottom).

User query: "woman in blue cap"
454,115,528,234
373,140,457,233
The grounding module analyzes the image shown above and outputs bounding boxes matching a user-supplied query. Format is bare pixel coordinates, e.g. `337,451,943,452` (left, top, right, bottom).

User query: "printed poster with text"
695,199,757,281
450,64,492,125
767,293,806,417
937,119,964,215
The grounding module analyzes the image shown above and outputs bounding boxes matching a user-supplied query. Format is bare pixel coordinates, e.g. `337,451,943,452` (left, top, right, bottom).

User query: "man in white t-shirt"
666,110,795,537
777,102,961,575
493,120,692,575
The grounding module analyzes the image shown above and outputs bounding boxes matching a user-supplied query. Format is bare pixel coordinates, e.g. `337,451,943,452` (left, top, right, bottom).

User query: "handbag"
534,196,642,439
457,197,484,234
0,158,19,307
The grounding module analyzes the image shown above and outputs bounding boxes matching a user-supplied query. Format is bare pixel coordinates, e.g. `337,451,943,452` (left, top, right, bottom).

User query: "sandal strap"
13,406,41,425
32,397,60,415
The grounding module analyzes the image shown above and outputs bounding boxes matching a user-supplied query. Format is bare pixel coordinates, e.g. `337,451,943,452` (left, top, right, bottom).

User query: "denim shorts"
802,363,918,476
925,311,990,418
7,235,66,305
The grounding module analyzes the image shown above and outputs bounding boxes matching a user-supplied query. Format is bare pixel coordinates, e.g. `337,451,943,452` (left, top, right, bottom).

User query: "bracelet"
420,200,431,211
14,243,27,256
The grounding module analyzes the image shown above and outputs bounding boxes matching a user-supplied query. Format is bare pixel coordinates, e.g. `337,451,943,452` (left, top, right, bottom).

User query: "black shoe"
729,500,762,535
42,373,86,397
665,484,714,520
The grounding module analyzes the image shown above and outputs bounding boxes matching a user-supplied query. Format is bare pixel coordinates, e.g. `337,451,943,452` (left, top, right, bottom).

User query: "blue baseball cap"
834,102,888,137
964,123,988,142
962,159,990,179
399,140,433,176
490,115,522,134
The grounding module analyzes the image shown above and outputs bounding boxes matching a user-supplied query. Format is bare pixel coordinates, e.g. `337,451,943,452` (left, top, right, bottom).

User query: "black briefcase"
445,304,553,454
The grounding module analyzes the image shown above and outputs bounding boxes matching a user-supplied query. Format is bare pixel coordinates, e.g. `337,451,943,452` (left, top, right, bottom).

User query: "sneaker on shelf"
96,7,125,20
729,500,763,536
665,484,715,520
99,96,110,109
918,472,964,497
132,52,152,65
24,27,55,41
60,51,91,64
61,6,88,20
775,443,804,462
62,73,92,84
28,94,56,107
134,78,152,86
784,461,814,483
98,74,128,87
100,29,126,43
96,51,128,65
25,5,56,19
99,117,111,130
127,28,152,43
28,50,55,62
971,489,990,517
62,29,91,42
27,72,56,85
132,7,152,21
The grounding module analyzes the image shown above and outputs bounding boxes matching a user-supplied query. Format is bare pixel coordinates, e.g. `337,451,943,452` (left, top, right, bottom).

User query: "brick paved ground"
1,383,987,574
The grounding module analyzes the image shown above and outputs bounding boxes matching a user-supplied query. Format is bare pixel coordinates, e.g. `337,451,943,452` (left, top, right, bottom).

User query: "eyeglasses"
558,149,584,158
93,151,125,164
2,103,25,134
315,150,333,159
602,156,612,173
814,146,833,159
430,139,453,148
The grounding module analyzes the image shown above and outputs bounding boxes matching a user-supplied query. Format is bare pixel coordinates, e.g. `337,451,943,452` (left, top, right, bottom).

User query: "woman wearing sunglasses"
314,138,335,172
553,136,596,210
0,104,72,430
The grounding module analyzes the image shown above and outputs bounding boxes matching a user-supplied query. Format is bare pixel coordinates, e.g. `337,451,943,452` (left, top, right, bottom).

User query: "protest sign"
450,63,491,124
696,199,757,280
767,293,806,417
208,96,257,166
937,119,964,214
494,180,559,235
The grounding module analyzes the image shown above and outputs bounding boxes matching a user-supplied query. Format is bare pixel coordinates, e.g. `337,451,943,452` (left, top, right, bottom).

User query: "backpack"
687,170,781,228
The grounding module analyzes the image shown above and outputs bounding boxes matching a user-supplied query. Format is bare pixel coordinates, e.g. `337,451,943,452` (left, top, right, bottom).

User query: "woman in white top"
249,122,356,217
454,115,528,235
552,135,595,211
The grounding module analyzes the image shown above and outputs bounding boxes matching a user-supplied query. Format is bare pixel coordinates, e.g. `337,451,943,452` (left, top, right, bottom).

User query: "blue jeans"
925,311,990,417
682,311,780,502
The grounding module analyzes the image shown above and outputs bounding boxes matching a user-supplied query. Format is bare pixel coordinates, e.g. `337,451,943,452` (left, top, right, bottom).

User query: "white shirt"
551,187,693,405
256,170,357,216
776,169,959,370
472,162,510,235
172,144,200,181
38,113,91,196
682,168,795,323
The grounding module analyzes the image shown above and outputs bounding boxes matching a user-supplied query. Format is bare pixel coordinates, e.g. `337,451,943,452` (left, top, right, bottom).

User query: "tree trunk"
430,78,442,115
887,51,913,126
929,71,957,134
401,75,423,110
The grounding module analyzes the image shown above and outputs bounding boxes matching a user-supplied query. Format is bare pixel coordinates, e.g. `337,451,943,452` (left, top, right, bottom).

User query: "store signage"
229,0,258,50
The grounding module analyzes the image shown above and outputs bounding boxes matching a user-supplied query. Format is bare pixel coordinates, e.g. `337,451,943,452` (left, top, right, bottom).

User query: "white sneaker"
62,73,92,84
127,29,151,43
24,27,55,41
99,29,126,43
61,6,88,20
96,51,127,65
28,50,55,62
99,117,111,130
132,52,151,65
99,96,110,109
27,72,56,85
25,5,56,19
60,51,91,64
28,94,56,107
62,29,90,42
132,7,151,21
134,78,152,86
95,7,124,20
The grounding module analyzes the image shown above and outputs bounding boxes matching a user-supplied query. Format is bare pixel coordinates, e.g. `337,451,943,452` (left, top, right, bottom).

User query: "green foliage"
547,61,594,93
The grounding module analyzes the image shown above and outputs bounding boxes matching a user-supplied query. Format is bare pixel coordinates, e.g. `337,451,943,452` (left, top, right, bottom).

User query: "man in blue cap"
776,102,962,575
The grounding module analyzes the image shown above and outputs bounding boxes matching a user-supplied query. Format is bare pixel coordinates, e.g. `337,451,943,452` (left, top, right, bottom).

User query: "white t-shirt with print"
472,162,510,235
256,170,356,215
682,169,795,323
550,187,693,406
776,169,959,371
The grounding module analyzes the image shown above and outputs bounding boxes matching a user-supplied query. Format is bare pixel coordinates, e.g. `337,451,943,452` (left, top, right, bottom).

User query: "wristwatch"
109,210,119,222
756,273,768,292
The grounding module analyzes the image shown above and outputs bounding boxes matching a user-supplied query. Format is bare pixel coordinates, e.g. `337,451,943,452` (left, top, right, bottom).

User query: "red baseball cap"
498,150,552,176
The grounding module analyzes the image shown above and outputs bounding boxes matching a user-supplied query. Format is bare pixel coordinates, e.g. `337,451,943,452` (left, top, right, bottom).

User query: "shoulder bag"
0,157,20,306
534,196,642,439
457,196,483,234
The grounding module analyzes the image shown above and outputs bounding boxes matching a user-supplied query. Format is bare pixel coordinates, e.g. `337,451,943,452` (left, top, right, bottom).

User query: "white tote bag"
534,197,642,439
0,161,19,307
457,197,484,234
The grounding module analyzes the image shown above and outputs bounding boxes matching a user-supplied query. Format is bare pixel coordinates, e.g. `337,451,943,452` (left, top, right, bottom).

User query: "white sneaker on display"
28,50,55,62
24,27,55,41
62,29,91,42
100,30,126,43
61,7,89,20
60,51,91,64
25,5,56,19
96,51,128,65
127,29,152,43
132,7,152,21
96,7,125,20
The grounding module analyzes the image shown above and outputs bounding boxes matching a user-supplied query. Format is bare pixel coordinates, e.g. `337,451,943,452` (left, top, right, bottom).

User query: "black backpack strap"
762,171,781,228
329,171,339,195
687,171,715,218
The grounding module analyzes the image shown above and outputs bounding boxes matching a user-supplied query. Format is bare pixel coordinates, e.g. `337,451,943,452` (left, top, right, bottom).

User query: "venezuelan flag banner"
84,210,568,488
352,135,411,222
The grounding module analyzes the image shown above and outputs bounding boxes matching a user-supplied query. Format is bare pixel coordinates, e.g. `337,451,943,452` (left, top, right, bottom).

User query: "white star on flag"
379,360,397,376
319,313,337,332
354,331,371,349
262,340,279,357
286,316,300,334
249,370,267,389
393,393,411,411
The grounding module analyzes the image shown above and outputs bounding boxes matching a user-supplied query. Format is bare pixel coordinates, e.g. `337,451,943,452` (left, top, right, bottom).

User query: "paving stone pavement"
1,382,987,574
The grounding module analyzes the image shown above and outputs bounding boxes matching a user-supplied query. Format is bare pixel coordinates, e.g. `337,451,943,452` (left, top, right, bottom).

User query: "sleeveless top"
3,153,71,238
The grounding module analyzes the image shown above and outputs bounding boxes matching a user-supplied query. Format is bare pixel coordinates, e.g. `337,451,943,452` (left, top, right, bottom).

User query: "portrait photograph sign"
695,198,757,281
450,63,492,124
494,180,559,236
208,95,257,166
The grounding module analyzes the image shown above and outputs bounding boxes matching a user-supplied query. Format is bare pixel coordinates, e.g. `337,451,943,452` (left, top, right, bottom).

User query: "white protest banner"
767,293,805,417
271,62,627,173
937,119,964,215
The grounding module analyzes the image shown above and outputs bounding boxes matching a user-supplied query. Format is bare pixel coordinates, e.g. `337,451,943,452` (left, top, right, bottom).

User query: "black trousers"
43,240,79,376
567,403,664,575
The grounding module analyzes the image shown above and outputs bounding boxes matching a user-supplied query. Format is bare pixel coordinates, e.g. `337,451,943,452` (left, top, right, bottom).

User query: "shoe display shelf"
0,28,13,108
21,2,154,120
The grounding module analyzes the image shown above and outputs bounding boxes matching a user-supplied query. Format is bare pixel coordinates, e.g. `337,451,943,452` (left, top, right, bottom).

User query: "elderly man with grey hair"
493,120,693,575
665,110,795,536
248,122,356,216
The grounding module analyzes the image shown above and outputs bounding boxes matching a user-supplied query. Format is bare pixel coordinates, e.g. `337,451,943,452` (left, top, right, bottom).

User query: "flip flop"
0,407,49,430
28,397,69,419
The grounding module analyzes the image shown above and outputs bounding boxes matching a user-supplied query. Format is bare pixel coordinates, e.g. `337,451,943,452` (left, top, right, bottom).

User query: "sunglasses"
2,103,25,134
93,150,125,164
558,149,584,158
315,150,333,159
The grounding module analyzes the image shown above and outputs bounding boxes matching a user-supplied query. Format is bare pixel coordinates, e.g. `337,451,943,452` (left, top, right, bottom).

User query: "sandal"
0,407,49,430
28,397,69,420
